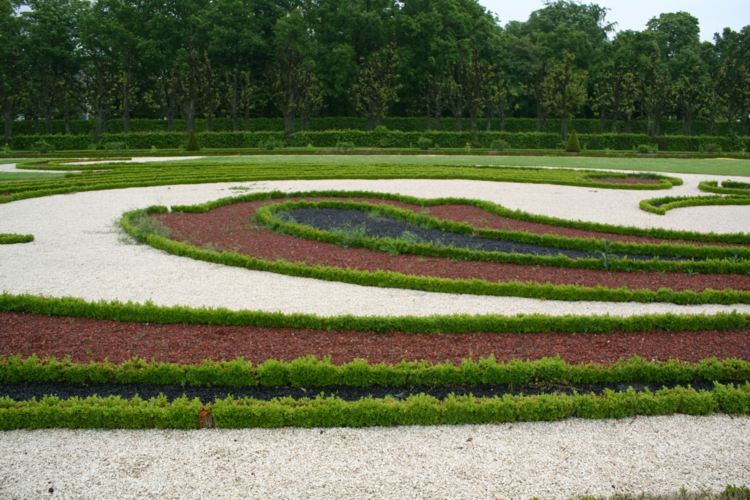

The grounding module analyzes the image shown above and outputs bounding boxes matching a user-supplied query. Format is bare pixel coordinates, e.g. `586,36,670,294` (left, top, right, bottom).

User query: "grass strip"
0,292,747,334
1,383,748,429
255,200,750,273
3,356,749,388
123,209,750,305
0,160,682,208
0,234,33,244
640,195,750,215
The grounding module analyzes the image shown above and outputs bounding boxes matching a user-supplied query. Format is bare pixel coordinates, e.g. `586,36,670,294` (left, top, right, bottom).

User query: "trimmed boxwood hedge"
1,292,747,334
1,383,748,429
640,195,750,215
9,116,747,137
3,356,748,388
0,233,33,244
8,130,750,152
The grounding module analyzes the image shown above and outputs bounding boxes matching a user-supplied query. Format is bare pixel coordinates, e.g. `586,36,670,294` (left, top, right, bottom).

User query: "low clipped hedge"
0,233,33,244
255,199,750,273
640,195,750,215
10,116,747,137
3,356,749,388
124,208,750,305
1,292,747,334
700,180,750,196
8,130,750,152
1,384,749,429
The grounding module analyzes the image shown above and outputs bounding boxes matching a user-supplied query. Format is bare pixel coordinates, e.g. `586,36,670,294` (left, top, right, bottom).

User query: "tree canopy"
2,0,749,140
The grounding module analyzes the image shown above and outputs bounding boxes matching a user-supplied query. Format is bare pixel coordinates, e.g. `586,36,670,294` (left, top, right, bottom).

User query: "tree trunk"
3,109,12,145
231,70,239,131
560,117,568,139
94,109,104,143
599,110,606,132
122,70,131,132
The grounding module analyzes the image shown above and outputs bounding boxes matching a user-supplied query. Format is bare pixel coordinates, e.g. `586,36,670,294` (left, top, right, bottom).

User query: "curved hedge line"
255,199,750,273
1,292,747,334
171,190,750,245
9,130,750,152
124,207,750,305
0,234,33,244
640,195,750,215
700,180,750,196
1,383,748,429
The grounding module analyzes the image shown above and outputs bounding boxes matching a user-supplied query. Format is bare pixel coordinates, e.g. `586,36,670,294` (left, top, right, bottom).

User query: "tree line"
1,0,749,143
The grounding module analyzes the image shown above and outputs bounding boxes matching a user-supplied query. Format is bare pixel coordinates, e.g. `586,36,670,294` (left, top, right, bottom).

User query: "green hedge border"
1,292,747,334
173,190,750,245
0,234,33,244
255,199,750,273
4,356,749,388
2,384,748,429
700,180,750,196
640,195,750,215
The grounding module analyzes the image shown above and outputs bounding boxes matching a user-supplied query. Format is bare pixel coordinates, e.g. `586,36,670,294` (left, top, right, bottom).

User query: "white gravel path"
1,415,748,498
1,174,749,316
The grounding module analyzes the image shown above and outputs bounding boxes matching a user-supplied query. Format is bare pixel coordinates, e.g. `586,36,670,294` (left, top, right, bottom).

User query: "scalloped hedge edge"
1,384,748,429
700,180,750,196
4,355,749,388
0,292,747,334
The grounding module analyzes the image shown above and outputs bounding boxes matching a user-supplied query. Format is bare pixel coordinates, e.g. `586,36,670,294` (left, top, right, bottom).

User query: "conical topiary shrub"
566,130,581,153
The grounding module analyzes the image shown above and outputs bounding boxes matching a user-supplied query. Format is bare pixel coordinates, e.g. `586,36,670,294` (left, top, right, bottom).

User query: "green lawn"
46,154,749,177
0,171,64,181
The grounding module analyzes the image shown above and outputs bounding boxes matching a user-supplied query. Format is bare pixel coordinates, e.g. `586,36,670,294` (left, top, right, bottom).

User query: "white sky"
477,0,750,41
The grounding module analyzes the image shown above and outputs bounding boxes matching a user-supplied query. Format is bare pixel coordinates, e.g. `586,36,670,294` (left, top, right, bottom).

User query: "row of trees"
1,0,749,142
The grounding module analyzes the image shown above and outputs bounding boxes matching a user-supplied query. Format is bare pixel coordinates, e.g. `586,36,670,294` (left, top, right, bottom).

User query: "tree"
0,0,25,143
541,51,587,138
352,44,400,130
271,8,322,135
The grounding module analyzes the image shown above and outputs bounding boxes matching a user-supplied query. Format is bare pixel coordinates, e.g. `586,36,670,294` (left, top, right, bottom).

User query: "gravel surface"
1,176,750,316
1,415,748,498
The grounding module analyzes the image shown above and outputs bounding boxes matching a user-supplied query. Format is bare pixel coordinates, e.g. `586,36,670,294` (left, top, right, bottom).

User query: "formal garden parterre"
0,156,750,432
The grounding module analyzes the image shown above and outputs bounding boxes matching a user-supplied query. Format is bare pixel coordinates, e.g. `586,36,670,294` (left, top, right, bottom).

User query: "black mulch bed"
0,381,717,403
283,207,676,261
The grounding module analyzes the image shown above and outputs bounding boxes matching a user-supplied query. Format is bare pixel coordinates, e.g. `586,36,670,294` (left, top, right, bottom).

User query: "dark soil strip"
2,313,749,365
284,207,659,260
0,381,717,403
154,200,750,292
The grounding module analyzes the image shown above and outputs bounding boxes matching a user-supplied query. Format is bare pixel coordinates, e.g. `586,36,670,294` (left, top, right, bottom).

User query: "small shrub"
150,145,158,151
32,140,54,153
261,138,285,150
565,130,581,153
417,136,433,150
335,141,355,151
373,125,389,132
104,141,127,151
490,139,510,151
186,132,200,152
701,142,722,153
636,143,658,154
726,132,745,152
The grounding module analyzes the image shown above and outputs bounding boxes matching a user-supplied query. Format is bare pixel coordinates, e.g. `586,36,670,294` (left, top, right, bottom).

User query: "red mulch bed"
152,198,750,292
1,312,748,365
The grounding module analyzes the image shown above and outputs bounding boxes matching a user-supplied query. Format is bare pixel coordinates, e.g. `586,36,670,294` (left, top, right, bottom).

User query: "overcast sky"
477,0,749,41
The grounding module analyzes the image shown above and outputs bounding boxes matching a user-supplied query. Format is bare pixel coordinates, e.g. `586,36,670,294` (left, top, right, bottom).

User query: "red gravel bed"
1,312,748,365
153,199,750,292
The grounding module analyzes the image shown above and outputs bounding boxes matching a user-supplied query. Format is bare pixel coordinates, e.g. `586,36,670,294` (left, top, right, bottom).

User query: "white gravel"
1,415,748,498
1,175,749,317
